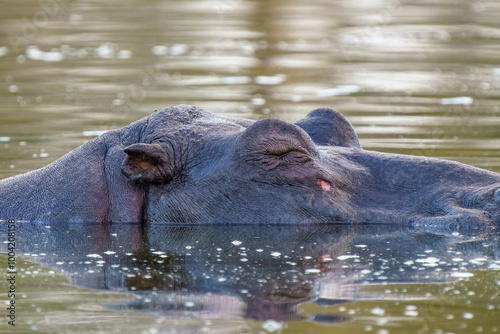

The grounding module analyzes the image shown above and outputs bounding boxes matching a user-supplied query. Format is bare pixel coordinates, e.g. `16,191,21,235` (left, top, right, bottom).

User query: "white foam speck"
415,257,439,263
0,46,8,57
222,76,251,85
337,255,359,261
316,85,360,97
255,74,286,85
451,272,474,278
170,44,188,56
262,319,283,332
86,254,102,258
440,96,473,106
404,310,418,317
152,45,168,55
42,51,64,62
117,50,132,59
251,97,266,105
462,312,474,319
370,307,385,316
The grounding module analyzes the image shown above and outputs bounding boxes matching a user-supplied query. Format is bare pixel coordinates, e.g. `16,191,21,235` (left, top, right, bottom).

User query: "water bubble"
337,255,360,261
86,254,102,258
95,44,116,59
262,319,283,332
251,97,266,105
255,74,286,85
26,46,44,60
440,96,473,106
222,76,251,85
117,50,132,59
370,307,385,316
170,44,188,56
451,272,474,278
462,312,474,319
316,85,360,97
42,51,64,62
152,45,168,55
0,46,8,57
404,306,419,317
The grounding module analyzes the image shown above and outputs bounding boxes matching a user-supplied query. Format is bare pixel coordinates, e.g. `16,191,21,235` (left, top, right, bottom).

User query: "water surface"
1,0,500,333
1,223,499,333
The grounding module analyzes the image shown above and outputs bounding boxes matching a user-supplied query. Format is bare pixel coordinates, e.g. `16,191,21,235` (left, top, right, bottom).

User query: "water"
1,0,500,333
1,223,499,334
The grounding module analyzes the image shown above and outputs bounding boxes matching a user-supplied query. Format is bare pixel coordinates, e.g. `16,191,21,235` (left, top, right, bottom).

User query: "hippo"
1,104,499,226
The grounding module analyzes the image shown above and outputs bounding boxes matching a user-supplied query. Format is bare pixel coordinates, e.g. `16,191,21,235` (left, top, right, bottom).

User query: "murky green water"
1,0,500,333
1,223,500,334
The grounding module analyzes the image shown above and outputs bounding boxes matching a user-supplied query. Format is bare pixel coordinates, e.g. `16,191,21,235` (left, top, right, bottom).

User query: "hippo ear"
121,143,174,183
294,108,361,148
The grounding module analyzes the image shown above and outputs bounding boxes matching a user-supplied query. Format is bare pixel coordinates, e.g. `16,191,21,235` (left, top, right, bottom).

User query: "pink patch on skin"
316,178,331,192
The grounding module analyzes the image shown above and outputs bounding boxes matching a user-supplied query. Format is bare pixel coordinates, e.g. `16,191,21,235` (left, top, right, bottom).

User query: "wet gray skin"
1,104,499,226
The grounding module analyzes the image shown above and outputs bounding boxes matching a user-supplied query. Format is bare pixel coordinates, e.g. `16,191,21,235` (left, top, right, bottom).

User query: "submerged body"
1,104,499,226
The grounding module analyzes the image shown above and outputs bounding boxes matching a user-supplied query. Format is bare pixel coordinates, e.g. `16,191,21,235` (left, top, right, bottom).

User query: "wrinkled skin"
1,104,499,226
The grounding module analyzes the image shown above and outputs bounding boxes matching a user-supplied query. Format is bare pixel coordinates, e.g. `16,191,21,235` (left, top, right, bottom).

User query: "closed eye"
264,138,309,156
241,135,315,169
262,139,312,165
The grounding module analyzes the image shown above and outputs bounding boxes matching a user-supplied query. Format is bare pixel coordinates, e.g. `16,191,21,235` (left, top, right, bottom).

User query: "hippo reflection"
2,223,498,322
1,104,499,226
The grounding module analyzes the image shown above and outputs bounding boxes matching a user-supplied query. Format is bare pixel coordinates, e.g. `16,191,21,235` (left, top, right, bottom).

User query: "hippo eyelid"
261,137,314,157
265,145,309,158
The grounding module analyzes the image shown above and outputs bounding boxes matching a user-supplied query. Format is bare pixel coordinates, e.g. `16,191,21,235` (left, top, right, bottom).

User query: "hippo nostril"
494,188,500,204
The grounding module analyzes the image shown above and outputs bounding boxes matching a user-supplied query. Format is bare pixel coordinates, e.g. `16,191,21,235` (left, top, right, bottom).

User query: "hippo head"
120,105,500,227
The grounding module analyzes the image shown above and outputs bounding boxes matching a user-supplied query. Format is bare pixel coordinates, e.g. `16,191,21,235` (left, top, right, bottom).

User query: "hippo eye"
256,139,312,169
266,146,310,161
265,138,310,157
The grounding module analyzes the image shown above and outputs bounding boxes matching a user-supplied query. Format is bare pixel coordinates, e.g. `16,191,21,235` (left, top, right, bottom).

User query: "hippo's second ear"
295,108,361,148
121,143,174,183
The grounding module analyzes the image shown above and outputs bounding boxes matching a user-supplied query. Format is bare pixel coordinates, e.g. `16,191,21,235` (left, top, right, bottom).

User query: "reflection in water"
2,222,499,324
